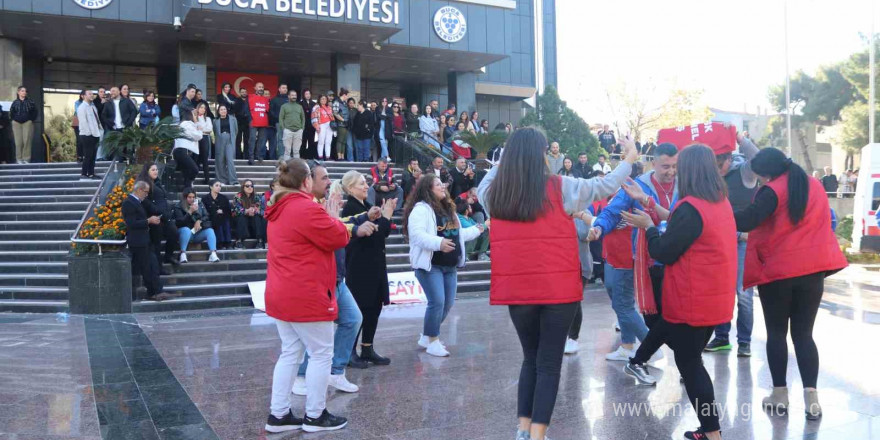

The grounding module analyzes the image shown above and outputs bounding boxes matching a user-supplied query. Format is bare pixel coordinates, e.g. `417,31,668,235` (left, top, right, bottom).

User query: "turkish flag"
657,122,738,155
216,72,279,98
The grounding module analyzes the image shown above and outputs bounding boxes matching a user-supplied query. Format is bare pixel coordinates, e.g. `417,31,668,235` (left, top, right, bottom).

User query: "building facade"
0,0,557,161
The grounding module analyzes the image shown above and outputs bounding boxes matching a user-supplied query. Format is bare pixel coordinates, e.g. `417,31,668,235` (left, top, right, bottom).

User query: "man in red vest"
247,82,271,165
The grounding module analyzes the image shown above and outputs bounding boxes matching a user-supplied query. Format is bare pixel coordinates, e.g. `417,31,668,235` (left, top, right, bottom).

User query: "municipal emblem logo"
433,6,467,43
73,0,113,10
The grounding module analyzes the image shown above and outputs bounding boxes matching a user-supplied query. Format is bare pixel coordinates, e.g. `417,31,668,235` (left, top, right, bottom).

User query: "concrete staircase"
133,159,491,312
0,162,109,313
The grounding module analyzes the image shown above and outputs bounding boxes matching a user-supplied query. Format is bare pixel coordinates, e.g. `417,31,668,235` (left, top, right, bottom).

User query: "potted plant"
102,117,183,164
453,130,508,159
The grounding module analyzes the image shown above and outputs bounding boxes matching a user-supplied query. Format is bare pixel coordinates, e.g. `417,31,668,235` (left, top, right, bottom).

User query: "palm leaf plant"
453,130,509,157
102,117,184,164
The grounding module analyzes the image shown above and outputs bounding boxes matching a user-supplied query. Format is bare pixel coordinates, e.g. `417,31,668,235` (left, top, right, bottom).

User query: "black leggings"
632,266,668,363
665,322,719,432
357,303,383,345
509,302,580,425
758,272,824,388
198,136,212,183
173,148,199,189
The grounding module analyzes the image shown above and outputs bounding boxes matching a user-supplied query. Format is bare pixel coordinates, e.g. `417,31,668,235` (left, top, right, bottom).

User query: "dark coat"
448,166,475,198
300,99,316,134
122,195,151,248
352,110,374,140
100,98,138,130
342,198,391,306
201,193,232,228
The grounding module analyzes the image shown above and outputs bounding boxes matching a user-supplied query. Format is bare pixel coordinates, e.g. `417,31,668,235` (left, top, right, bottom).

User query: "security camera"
46,56,53,64
371,41,381,51
173,16,182,32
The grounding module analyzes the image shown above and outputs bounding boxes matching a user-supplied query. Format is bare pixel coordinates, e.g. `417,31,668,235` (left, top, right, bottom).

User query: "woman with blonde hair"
339,170,397,365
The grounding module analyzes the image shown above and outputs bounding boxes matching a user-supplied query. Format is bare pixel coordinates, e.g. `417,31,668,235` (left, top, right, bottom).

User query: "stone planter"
68,252,132,314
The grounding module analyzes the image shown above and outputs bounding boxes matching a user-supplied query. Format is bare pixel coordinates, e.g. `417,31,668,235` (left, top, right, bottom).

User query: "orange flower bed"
73,167,140,254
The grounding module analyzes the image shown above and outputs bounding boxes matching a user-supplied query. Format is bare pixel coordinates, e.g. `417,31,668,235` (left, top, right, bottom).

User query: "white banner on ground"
388,271,427,304
248,281,266,311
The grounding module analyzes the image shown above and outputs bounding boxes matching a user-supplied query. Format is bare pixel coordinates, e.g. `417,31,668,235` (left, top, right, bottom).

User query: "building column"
178,41,207,95
0,38,24,101
331,53,361,101
448,72,476,113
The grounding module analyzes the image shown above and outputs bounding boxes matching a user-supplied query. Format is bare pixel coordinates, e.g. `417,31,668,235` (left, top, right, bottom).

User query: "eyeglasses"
244,184,253,188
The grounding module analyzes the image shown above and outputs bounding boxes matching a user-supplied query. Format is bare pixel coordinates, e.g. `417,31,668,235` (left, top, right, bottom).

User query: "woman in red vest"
623,145,736,440
477,128,637,440
735,148,847,420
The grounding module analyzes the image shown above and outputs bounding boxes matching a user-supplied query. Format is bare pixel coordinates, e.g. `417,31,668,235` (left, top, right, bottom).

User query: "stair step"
0,161,110,170
0,181,101,189
0,188,100,196
456,279,491,293
0,241,71,251
0,174,92,182
0,195,92,204
132,294,251,313
0,211,84,221
0,230,76,241
0,202,89,212
0,262,67,274
0,250,69,262
0,166,109,176
0,221,81,231
0,298,68,313
0,273,68,288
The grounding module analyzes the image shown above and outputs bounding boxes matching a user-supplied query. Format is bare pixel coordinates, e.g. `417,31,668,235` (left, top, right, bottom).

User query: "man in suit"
123,181,168,301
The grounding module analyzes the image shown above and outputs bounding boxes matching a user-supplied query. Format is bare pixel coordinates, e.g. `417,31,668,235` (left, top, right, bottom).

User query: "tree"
520,85,600,161
838,102,880,169
651,89,714,132
602,81,713,141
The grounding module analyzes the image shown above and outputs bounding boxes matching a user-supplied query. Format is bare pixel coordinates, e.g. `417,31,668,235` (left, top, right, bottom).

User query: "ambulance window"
873,182,880,211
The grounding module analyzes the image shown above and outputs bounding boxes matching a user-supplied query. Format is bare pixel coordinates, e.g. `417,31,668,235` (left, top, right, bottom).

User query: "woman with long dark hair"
138,90,160,129
403,174,482,357
623,145,736,440
136,162,178,267
203,180,233,250
196,102,213,184
477,127,636,440
312,95,334,161
558,157,574,176
233,179,266,249
735,147,847,420
339,170,396,365
213,103,239,185
171,108,202,189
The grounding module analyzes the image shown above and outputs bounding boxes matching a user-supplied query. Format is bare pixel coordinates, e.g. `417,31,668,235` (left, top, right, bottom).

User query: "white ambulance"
852,143,880,253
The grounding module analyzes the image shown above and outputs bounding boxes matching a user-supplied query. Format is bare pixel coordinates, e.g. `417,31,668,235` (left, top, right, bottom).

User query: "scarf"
633,203,662,315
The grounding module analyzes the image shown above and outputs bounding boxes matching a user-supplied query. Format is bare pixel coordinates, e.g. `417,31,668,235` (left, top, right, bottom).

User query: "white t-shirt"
113,99,123,129
593,162,612,174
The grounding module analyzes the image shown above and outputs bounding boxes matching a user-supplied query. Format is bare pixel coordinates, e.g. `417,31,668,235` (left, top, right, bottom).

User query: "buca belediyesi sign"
196,0,400,24
433,6,467,43
73,0,112,9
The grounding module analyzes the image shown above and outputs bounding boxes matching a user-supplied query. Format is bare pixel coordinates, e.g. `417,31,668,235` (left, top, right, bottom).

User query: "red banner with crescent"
216,72,279,98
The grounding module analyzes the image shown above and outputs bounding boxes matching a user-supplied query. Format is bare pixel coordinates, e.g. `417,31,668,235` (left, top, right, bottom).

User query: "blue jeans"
298,280,363,376
715,240,754,344
178,227,217,252
416,265,458,338
345,131,354,161
604,264,648,345
355,138,371,162
378,121,388,159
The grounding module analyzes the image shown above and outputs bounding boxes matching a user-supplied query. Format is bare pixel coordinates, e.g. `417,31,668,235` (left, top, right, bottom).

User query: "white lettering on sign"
433,6,467,43
691,125,700,141
73,0,113,10
703,121,713,133
200,0,398,23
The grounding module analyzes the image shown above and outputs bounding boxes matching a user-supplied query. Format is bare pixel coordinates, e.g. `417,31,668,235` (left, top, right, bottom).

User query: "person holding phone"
404,173,482,357
173,189,220,263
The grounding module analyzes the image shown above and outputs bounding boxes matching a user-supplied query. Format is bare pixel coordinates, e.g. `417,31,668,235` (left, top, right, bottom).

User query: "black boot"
360,345,390,366
348,347,368,369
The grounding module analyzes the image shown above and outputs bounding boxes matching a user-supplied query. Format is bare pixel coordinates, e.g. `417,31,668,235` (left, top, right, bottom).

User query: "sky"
556,0,877,127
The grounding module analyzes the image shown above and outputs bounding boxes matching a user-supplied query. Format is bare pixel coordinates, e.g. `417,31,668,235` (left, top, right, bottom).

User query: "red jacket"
249,94,270,128
743,174,847,289
489,176,582,305
264,191,349,322
663,197,737,326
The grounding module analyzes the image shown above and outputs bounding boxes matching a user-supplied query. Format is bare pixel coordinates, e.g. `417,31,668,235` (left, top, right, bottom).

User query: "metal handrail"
70,159,128,255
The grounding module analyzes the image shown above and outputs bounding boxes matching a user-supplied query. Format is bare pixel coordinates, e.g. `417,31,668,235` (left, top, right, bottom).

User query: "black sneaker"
737,343,751,357
302,409,347,433
264,410,302,433
684,427,713,439
623,361,657,386
704,338,732,352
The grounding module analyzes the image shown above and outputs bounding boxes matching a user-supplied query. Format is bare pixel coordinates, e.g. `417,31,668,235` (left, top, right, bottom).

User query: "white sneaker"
605,346,635,361
208,251,220,262
426,340,449,357
563,338,579,354
291,376,307,396
328,374,359,393
179,252,188,263
417,334,430,349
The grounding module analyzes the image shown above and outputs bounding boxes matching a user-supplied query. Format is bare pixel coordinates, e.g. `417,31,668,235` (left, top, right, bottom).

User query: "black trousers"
235,117,250,159
758,271,824,388
568,301,583,340
173,148,199,189
234,215,266,241
665,322,719,432
198,136,212,183
302,128,317,159
509,301,580,425
130,245,162,299
79,135,99,177
149,219,178,263
357,302,383,345
632,265,668,364
74,126,82,159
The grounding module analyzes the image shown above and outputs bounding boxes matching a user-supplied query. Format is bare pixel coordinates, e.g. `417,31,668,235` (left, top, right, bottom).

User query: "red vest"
489,176,582,305
603,225,634,269
743,175,847,289
662,197,737,326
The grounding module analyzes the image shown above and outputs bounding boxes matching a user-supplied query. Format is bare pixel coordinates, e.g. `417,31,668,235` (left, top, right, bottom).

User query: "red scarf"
633,197,662,315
